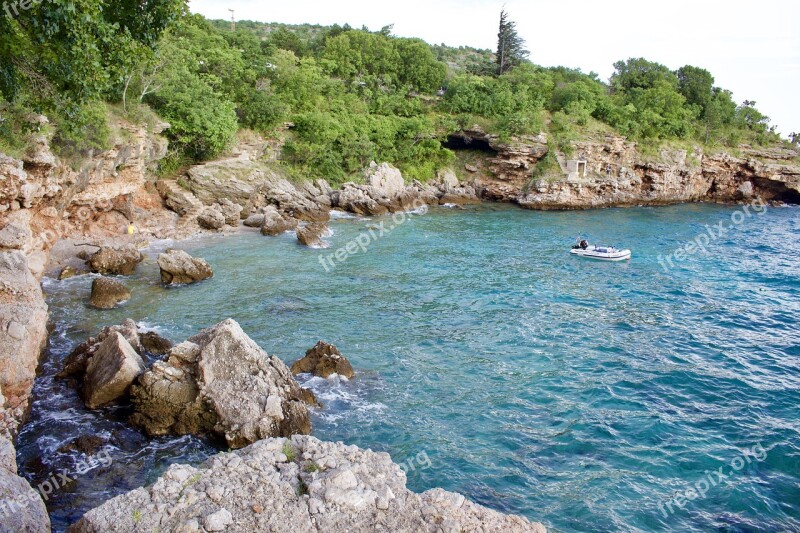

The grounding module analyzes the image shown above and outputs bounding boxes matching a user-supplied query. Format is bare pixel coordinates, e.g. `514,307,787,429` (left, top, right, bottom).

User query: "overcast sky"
189,0,799,136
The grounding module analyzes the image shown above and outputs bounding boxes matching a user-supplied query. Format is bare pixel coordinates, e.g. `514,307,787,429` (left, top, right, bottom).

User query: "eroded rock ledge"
68,435,545,533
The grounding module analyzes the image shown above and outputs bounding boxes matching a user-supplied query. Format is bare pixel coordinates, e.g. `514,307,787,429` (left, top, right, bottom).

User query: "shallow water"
16,203,800,532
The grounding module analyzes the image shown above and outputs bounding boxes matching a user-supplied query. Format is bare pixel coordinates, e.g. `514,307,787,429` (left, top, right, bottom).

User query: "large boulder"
216,199,243,226
58,319,142,380
68,435,545,533
291,341,355,379
243,213,265,228
197,208,225,231
259,206,297,236
0,436,51,533
130,319,310,448
296,223,327,248
83,331,145,409
157,249,213,285
89,277,131,309
87,245,144,276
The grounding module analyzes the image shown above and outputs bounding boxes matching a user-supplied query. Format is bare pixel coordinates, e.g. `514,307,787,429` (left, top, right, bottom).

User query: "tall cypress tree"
496,9,528,75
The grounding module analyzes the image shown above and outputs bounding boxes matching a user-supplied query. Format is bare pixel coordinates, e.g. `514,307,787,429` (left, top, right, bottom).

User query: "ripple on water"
16,203,800,532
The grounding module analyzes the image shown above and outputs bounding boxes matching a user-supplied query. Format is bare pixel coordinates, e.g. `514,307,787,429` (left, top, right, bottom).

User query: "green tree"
676,65,714,116
496,9,528,75
611,58,677,93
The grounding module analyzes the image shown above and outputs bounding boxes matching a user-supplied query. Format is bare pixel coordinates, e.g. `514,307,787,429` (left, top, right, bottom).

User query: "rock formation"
296,223,328,248
157,249,213,285
86,245,144,276
259,206,297,236
0,433,50,532
89,277,131,309
68,435,545,533
197,207,226,230
291,341,355,379
130,319,311,448
83,332,145,409
59,319,143,381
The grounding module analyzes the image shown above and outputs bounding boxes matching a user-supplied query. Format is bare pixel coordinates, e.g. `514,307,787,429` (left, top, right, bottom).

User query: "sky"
189,0,800,136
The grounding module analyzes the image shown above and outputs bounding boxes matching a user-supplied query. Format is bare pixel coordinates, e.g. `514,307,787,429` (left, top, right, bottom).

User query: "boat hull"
570,248,632,261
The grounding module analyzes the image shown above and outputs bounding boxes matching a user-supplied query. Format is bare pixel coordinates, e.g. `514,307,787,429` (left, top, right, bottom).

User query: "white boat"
570,241,631,261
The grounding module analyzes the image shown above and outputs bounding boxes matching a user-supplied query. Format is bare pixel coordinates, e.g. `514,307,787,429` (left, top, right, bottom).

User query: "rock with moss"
86,245,143,276
89,277,131,309
68,435,545,533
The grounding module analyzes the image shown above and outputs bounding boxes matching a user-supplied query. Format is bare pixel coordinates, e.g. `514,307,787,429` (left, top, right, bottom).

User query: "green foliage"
52,100,112,157
676,65,714,117
611,58,678,93
282,442,297,462
496,9,529,75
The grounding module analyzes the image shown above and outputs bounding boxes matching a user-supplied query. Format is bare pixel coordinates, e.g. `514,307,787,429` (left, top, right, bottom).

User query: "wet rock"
68,435,544,533
58,319,142,380
197,208,225,230
59,264,88,280
296,223,327,248
300,388,323,409
130,319,310,448
259,206,296,236
140,331,173,356
291,341,355,379
58,435,106,456
87,245,144,276
83,331,146,409
0,438,51,532
89,277,131,309
157,249,213,285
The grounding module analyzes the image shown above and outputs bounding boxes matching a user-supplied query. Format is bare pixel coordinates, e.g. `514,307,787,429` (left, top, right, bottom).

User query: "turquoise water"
18,203,800,531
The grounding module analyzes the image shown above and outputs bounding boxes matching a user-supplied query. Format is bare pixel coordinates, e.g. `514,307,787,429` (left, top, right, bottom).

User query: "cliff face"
455,129,800,209
0,119,169,439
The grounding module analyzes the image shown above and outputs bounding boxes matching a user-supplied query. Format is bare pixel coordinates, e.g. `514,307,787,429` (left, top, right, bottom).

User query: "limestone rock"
291,341,355,379
0,251,48,438
243,213,265,228
216,199,243,226
68,435,545,533
300,388,322,409
140,331,173,356
259,206,297,236
157,249,213,285
130,319,310,448
83,331,145,409
89,277,131,309
197,208,225,231
296,224,327,248
0,440,51,532
58,319,142,380
87,245,144,276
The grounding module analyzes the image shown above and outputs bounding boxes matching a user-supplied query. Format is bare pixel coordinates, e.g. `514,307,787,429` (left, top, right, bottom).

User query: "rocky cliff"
69,435,545,533
448,128,800,209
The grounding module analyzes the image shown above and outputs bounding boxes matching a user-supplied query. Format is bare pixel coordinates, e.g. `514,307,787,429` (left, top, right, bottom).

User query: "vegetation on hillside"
0,3,792,184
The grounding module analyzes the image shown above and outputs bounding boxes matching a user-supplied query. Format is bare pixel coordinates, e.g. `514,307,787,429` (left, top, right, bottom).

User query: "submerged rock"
86,245,144,276
157,249,213,285
68,435,545,533
130,319,310,448
83,331,145,409
89,277,131,309
291,341,355,379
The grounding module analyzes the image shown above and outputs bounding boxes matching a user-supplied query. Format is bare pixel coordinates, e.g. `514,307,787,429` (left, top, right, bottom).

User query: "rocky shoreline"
0,118,798,531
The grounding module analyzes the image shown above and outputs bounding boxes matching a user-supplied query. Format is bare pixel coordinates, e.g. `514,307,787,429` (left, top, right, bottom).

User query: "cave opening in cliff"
442,134,499,155
753,178,800,205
